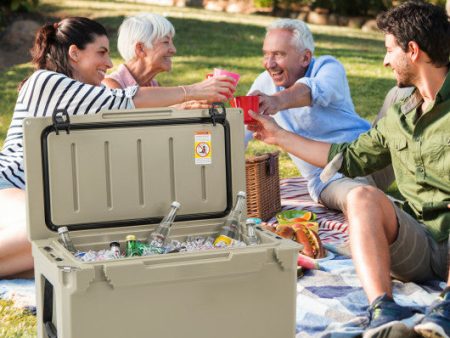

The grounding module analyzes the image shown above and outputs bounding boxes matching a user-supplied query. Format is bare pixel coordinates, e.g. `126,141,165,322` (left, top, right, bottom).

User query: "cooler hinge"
52,109,71,135
209,102,226,126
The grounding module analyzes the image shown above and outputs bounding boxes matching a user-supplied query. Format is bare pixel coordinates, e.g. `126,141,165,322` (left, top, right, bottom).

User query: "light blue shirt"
246,55,371,201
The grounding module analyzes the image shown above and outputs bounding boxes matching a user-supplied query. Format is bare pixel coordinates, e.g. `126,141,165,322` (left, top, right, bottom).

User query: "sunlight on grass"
0,299,37,338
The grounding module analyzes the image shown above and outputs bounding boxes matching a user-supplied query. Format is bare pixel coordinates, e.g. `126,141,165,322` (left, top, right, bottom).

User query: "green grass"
0,299,37,338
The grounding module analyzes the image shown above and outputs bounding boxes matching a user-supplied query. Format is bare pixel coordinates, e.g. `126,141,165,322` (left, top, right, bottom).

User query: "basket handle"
266,153,277,176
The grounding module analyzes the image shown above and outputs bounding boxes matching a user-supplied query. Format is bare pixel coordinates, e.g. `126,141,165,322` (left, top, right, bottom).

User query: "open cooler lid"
24,105,246,241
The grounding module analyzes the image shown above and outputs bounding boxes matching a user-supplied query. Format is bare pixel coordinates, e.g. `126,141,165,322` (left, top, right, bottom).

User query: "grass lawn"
0,300,36,338
0,1,397,335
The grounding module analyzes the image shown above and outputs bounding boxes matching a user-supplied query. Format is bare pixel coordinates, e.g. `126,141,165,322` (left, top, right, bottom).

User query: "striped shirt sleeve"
0,70,139,189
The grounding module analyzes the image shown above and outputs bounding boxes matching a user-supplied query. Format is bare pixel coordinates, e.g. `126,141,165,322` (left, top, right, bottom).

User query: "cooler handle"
45,322,57,338
43,278,58,338
103,249,268,288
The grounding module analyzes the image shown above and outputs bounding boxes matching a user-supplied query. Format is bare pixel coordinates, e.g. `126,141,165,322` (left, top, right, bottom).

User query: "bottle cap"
246,217,262,225
110,241,120,248
237,191,246,198
171,201,181,209
58,226,68,234
126,235,136,241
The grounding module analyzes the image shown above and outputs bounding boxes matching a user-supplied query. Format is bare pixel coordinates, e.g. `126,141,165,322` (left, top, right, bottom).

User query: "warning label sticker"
194,131,212,165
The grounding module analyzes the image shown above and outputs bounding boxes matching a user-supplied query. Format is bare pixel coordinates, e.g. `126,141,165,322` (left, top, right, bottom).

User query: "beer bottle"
148,201,181,247
58,226,77,253
214,191,246,247
126,235,140,257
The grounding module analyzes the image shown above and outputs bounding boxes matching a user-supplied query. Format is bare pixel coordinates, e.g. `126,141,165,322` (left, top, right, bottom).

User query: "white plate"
314,250,335,262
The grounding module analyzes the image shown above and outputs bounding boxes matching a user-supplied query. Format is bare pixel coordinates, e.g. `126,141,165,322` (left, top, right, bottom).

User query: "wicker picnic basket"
245,151,281,221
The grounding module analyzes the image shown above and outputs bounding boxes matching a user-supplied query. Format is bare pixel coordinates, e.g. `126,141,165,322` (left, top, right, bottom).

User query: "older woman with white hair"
103,13,227,108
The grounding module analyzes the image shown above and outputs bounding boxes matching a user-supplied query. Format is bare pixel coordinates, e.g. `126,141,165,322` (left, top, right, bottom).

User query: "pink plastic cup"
230,96,259,125
213,68,240,85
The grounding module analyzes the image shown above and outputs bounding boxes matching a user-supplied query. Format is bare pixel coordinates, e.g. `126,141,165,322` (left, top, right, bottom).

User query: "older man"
246,19,393,213
249,2,450,337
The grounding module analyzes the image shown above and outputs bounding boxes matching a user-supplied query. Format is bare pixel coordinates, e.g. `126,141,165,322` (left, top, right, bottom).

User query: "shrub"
264,0,446,17
2,0,39,12
0,0,39,31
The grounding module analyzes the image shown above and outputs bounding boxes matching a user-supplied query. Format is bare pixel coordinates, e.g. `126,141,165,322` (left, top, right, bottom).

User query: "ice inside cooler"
51,218,277,263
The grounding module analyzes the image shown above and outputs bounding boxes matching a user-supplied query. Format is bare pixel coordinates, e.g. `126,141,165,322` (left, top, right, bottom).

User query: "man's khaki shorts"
390,202,448,282
319,176,449,283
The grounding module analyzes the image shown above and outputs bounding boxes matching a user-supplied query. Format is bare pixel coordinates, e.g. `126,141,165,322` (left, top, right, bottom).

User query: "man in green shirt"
248,2,449,338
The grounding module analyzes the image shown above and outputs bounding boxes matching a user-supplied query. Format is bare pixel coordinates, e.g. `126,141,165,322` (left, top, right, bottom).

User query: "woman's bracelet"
179,85,187,102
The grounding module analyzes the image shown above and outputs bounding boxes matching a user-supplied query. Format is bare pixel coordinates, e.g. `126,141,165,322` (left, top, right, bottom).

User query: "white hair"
117,13,175,62
267,19,315,54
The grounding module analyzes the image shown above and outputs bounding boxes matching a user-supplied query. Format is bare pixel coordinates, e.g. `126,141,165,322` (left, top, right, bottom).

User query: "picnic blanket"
0,278,35,311
271,177,446,338
0,177,446,338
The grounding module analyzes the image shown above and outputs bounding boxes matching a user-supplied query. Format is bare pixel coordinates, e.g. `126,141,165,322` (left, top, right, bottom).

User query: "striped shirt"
0,69,138,189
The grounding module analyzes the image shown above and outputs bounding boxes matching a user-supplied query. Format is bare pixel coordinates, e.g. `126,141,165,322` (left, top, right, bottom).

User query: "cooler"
24,104,300,338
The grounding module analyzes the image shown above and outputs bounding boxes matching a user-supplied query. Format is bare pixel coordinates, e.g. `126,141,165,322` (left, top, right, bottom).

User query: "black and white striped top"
0,69,138,189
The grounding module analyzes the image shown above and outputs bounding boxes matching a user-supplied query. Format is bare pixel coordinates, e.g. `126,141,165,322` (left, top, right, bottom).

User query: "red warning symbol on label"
196,142,210,157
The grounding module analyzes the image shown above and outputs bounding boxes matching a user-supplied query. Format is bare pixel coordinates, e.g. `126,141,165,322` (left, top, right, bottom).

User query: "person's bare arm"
102,77,122,89
249,82,312,115
172,100,210,110
248,111,330,168
133,75,235,108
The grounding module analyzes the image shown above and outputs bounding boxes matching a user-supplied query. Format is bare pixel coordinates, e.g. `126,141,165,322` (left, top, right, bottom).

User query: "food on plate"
276,210,320,232
292,223,326,259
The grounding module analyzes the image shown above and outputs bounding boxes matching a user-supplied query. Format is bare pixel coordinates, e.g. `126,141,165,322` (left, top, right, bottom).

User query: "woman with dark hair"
0,17,235,278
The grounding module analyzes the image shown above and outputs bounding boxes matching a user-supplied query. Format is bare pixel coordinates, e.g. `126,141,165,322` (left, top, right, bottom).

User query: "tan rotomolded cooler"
24,105,300,338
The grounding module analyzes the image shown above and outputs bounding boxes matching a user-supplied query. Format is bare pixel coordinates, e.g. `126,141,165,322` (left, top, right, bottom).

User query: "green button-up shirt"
329,72,450,242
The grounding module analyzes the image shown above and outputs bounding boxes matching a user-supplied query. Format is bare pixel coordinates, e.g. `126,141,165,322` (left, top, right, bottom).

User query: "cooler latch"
209,102,226,126
52,109,71,135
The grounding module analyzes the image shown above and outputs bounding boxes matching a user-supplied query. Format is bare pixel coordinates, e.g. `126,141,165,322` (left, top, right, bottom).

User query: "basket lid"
24,107,246,241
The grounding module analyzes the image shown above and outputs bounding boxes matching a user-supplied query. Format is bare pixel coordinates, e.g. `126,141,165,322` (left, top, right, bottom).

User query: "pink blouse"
105,64,159,88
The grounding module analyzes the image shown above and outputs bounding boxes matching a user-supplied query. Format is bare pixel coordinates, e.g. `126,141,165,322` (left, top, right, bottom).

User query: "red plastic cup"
230,96,259,124
213,68,240,85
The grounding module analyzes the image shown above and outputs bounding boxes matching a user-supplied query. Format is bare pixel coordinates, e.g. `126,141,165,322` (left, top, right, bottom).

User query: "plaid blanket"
273,177,445,338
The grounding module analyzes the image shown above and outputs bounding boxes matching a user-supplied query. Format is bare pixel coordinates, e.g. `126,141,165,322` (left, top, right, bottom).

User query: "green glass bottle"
126,235,140,257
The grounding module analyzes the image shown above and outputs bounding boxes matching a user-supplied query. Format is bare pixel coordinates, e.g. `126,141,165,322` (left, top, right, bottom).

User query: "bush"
327,0,388,16
254,0,274,8
265,0,446,17
1,0,38,12
0,0,39,31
